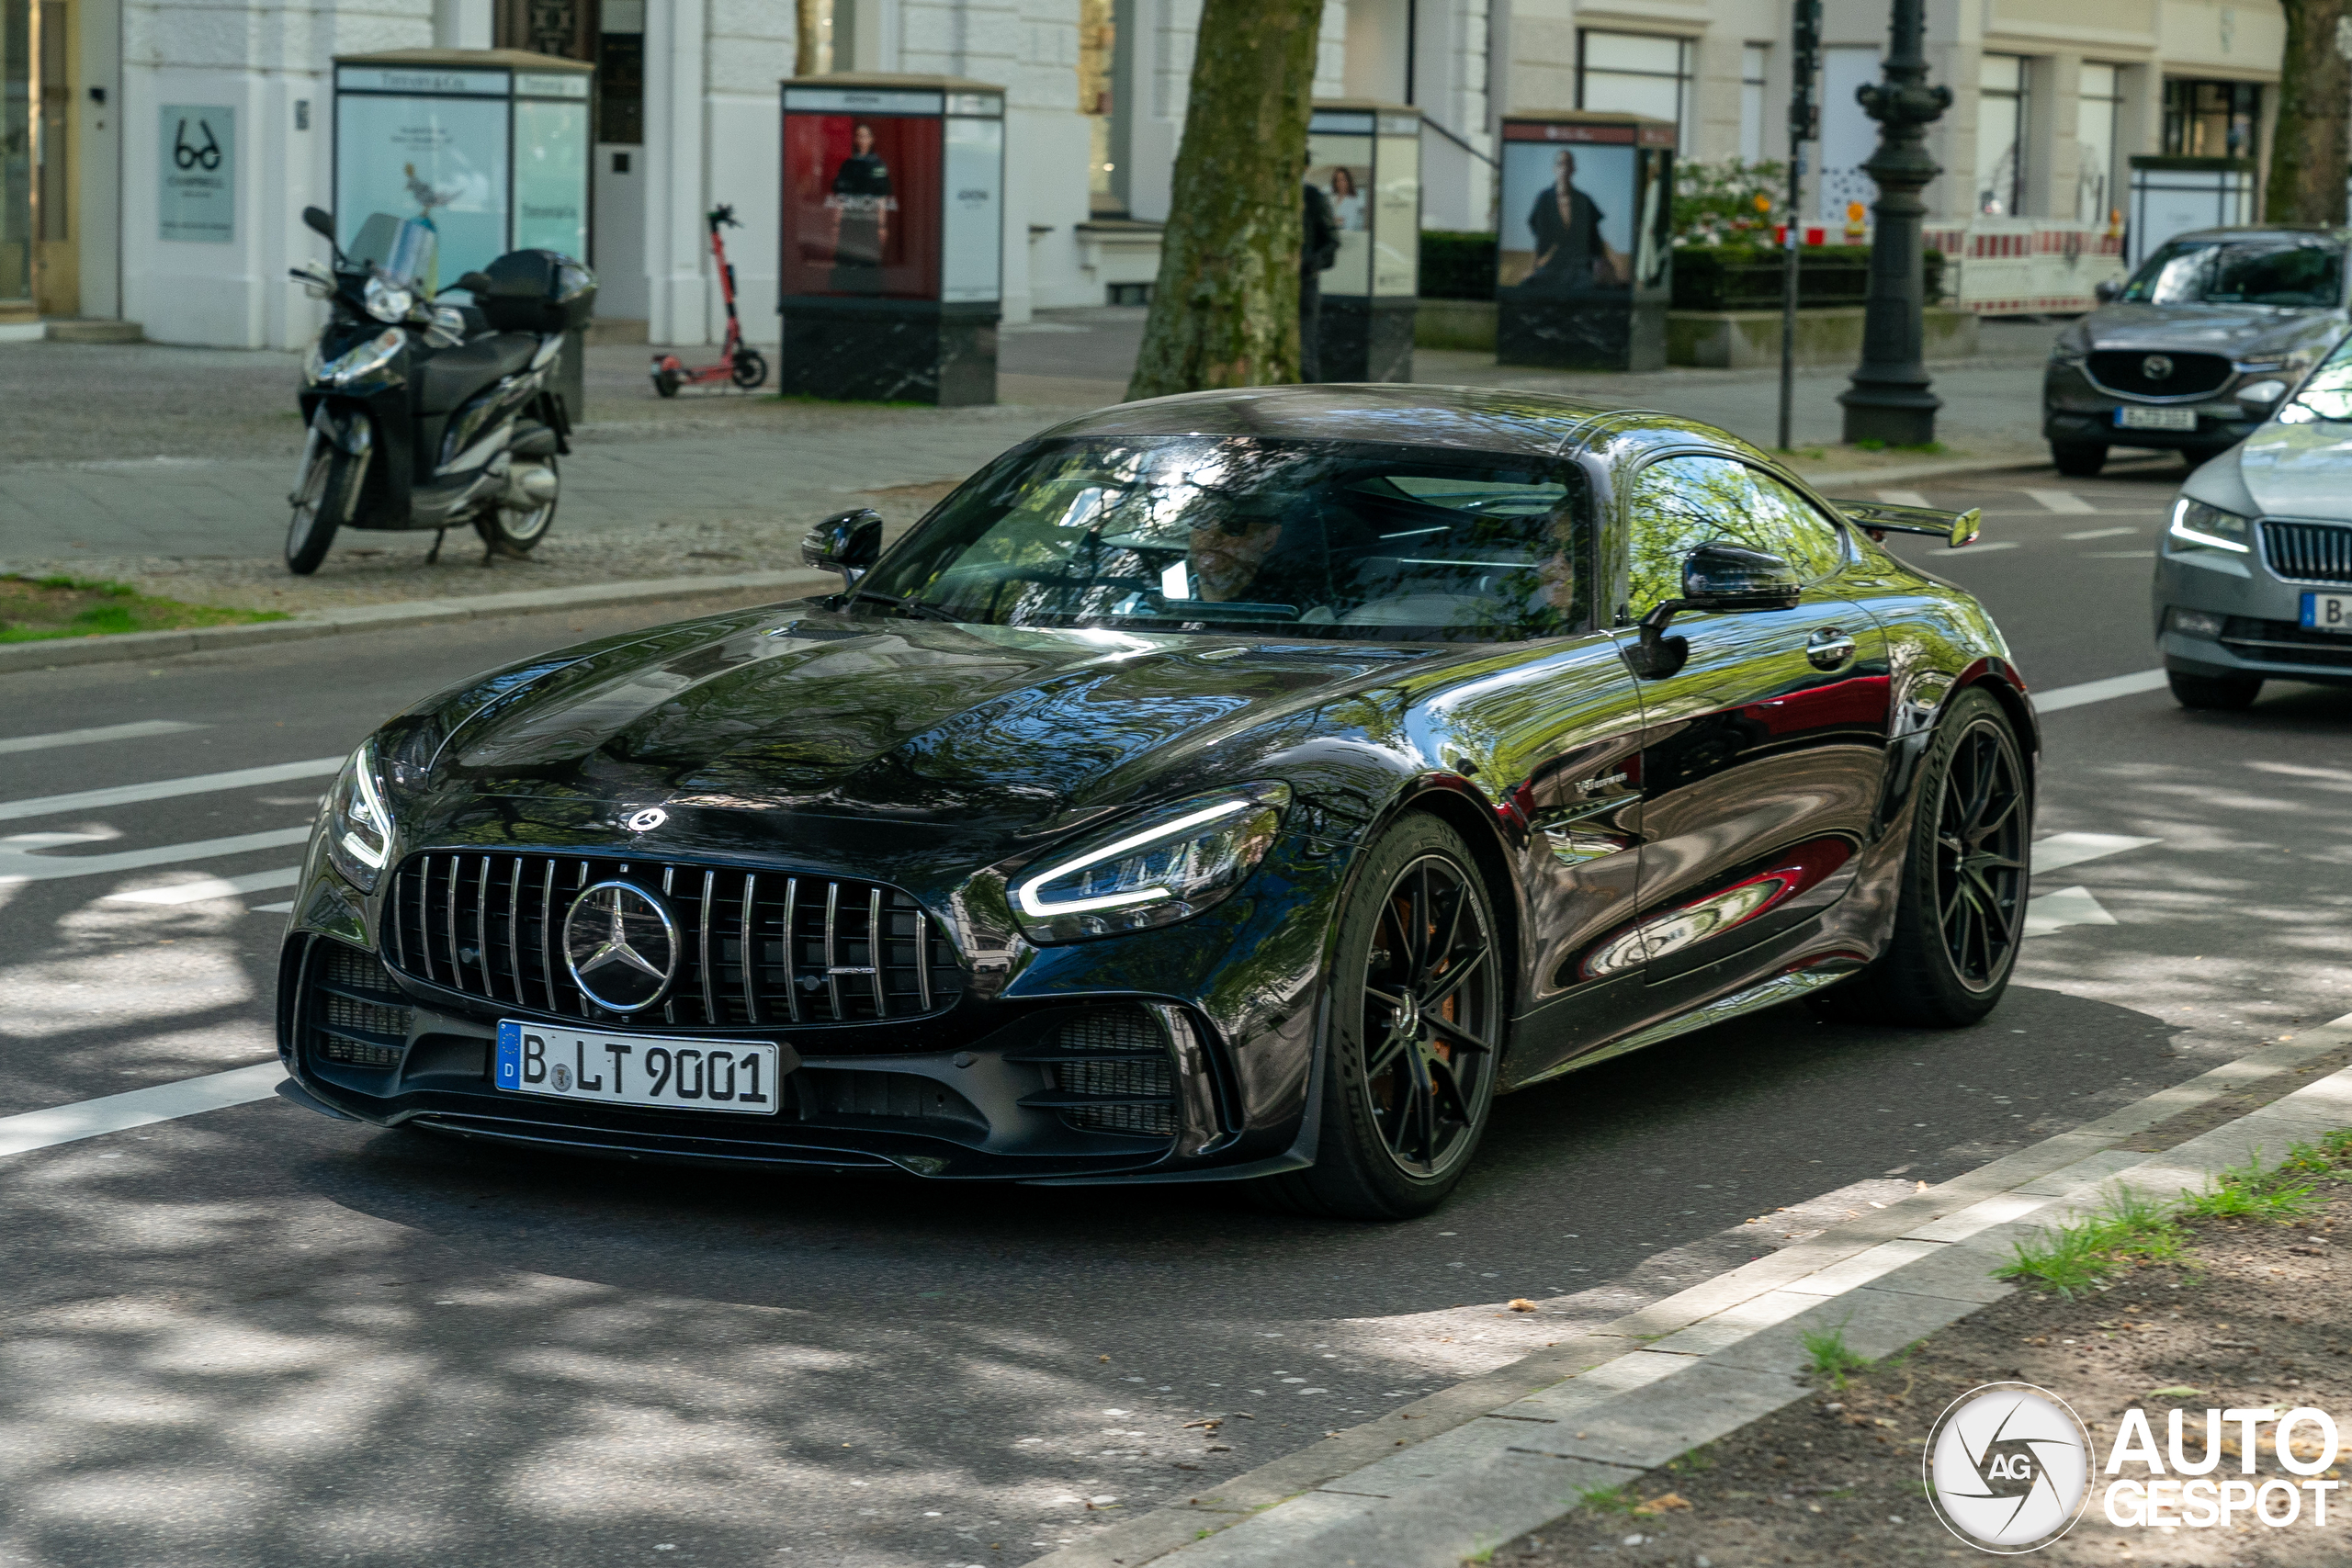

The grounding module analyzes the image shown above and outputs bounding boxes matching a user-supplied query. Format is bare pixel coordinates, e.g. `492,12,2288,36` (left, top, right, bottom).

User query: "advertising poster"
159,105,236,243
1371,128,1419,296
782,113,940,299
1498,139,1634,294
940,116,1004,303
335,93,508,281
1306,133,1374,295
514,96,591,258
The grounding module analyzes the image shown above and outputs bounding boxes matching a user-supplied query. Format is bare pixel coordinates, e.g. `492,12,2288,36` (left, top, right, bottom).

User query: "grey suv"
2044,228,2348,477
2155,325,2352,708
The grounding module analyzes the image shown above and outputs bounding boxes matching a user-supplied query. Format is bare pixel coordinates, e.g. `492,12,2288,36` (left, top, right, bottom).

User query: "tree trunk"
1126,0,1326,400
2264,0,2351,225
797,0,825,77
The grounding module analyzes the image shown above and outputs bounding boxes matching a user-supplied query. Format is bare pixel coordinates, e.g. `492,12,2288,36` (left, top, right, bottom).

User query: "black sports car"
277,387,2034,1218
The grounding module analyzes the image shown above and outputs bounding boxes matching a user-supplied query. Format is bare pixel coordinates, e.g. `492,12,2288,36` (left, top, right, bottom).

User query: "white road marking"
104,866,302,906
2060,525,2136,541
0,827,313,885
2023,885,2119,937
0,756,340,824
0,1062,284,1159
2031,832,2159,874
1874,490,1932,507
0,720,208,756
2032,669,2168,712
249,900,295,914
1947,540,2021,553
2083,550,2155,558
2026,489,2098,513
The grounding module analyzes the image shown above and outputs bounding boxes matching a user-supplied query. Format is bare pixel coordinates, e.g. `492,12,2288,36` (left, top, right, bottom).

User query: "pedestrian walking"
1301,170,1340,382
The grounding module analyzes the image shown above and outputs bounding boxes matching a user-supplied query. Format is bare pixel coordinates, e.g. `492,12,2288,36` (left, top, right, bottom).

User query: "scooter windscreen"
346,214,439,290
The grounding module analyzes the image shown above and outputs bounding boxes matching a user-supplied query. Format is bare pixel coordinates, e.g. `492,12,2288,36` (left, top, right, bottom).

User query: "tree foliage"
2264,0,2351,226
1126,0,1328,400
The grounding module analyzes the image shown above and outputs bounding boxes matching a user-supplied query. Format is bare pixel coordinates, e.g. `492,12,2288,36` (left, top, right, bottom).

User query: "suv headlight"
2167,497,2252,555
324,739,395,893
363,276,415,323
1012,782,1292,943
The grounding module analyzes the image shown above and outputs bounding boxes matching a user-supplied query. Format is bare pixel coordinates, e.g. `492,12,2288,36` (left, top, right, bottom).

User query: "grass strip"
0,574,288,643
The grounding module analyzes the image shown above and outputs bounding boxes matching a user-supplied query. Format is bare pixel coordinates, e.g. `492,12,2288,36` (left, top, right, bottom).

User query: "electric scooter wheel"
731,350,768,390
476,457,559,558
653,367,683,399
287,445,362,576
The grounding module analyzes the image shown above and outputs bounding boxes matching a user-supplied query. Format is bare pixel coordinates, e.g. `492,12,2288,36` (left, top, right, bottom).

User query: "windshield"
854,437,1594,642
2278,331,2352,424
2120,237,2345,308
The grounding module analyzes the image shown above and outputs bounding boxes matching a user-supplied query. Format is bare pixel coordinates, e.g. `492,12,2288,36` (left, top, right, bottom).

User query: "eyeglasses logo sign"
1924,1382,2092,1552
562,881,679,1012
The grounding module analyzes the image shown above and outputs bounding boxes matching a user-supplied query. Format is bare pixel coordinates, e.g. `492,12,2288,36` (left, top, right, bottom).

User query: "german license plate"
2116,406,2198,431
2301,592,2352,634
494,1021,782,1114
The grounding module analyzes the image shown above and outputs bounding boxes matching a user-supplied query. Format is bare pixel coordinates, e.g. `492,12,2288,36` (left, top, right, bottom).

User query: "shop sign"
160,105,236,243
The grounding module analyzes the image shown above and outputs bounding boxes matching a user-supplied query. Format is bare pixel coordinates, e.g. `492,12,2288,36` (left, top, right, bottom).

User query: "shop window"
600,0,642,145
1577,32,1691,149
1739,44,1769,163
1975,53,2028,216
1080,0,1129,216
497,0,596,62
3,0,30,302
2076,62,2120,226
2162,78,2260,162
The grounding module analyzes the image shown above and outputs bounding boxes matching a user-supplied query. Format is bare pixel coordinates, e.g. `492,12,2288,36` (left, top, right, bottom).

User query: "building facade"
0,0,2290,346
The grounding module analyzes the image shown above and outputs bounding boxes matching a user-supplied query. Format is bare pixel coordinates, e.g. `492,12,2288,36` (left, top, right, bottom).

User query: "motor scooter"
650,205,768,396
286,205,595,574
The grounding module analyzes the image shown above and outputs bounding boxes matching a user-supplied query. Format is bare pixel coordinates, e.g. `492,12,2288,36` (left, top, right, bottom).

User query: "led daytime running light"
339,751,390,870
2168,498,2250,554
1016,799,1256,917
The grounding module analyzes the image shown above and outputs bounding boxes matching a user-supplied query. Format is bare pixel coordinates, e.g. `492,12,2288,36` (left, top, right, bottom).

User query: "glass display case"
1306,101,1420,381
2126,156,2256,266
780,74,1005,405
1495,110,1676,371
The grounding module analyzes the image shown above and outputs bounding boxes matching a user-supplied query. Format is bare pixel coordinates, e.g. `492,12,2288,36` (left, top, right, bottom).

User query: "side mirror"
1947,507,1982,547
1629,544,1801,678
455,271,495,296
302,206,336,242
2093,279,2122,304
802,508,885,593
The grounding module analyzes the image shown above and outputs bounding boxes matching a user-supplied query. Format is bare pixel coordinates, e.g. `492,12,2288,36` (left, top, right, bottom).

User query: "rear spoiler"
1828,498,1983,548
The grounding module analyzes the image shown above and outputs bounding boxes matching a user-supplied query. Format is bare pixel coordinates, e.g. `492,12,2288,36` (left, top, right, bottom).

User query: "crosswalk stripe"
2026,489,2098,513
104,866,303,905
2032,668,2168,712
0,1062,285,1159
0,756,341,823
2060,525,2136,541
0,827,314,885
2031,832,2159,874
0,720,209,756
1874,490,1932,507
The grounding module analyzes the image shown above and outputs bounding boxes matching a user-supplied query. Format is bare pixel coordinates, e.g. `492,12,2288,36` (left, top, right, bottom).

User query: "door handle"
1805,627,1857,670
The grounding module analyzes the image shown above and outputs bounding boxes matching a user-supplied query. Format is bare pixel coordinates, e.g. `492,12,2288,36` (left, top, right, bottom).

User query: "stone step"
44,318,147,344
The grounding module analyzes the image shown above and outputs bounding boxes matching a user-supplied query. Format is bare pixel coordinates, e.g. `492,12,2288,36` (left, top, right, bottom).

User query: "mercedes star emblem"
562,881,679,1012
624,807,668,833
2142,354,2174,382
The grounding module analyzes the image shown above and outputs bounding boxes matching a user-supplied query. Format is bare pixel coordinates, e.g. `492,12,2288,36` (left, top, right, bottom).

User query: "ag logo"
562,881,679,1013
1925,1382,2092,1552
2142,354,2175,382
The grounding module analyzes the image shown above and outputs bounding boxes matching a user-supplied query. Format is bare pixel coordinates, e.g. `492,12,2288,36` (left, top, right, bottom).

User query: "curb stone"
0,569,836,675
1024,1014,2352,1568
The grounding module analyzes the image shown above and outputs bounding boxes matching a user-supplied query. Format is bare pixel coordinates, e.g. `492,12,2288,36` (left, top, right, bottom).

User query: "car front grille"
1012,1007,1181,1140
2262,520,2352,584
311,940,413,1069
2221,615,2352,668
2086,350,2233,399
382,852,964,1028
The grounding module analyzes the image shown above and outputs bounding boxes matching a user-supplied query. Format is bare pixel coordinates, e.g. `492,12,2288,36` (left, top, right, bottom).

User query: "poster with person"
781,112,940,298
1498,140,1634,294
1306,135,1375,296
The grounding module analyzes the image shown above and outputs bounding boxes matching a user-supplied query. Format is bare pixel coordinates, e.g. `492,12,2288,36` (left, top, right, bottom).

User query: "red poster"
781,114,942,299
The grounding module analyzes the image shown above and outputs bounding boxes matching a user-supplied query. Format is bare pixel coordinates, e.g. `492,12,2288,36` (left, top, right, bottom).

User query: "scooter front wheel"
287,445,361,575
730,349,768,389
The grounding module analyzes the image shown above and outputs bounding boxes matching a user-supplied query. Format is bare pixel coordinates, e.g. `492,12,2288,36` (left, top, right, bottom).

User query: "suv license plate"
494,1021,783,1113
2301,592,2352,635
2117,406,2198,431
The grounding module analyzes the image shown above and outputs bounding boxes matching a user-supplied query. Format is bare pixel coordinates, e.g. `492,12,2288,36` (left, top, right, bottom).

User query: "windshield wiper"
849,590,959,623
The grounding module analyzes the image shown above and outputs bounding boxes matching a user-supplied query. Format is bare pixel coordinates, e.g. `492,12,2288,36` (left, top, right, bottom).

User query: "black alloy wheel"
1258,814,1503,1220
1812,688,2029,1027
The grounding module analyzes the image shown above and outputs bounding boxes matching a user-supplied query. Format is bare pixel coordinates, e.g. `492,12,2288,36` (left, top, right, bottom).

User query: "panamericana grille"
2262,520,2352,584
2221,615,2352,669
383,853,964,1027
311,940,413,1069
2086,350,2233,399
1013,1008,1181,1139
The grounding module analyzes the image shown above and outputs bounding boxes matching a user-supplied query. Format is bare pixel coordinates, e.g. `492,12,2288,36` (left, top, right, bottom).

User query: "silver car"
2045,228,2348,477
2154,326,2352,707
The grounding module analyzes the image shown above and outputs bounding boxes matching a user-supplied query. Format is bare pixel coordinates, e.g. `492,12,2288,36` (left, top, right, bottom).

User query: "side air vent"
311,940,413,1070
1011,1007,1182,1140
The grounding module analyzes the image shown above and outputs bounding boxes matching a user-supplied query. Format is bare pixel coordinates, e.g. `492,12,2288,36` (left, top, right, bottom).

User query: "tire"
1810,688,2030,1028
2050,442,2107,478
2167,670,2261,711
730,349,768,389
476,456,558,557
1256,814,1505,1220
286,442,362,576
653,368,683,399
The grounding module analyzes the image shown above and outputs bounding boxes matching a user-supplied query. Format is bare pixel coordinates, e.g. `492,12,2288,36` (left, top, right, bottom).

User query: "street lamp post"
1836,0,1951,446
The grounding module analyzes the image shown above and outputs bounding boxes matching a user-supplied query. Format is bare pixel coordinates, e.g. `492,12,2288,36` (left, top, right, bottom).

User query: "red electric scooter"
650,205,768,396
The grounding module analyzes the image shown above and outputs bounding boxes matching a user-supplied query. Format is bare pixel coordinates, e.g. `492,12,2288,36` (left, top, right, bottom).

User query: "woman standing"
827,122,895,292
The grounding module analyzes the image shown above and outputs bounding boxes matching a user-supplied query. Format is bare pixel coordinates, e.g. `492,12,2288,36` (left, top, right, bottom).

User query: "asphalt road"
6,468,2351,1568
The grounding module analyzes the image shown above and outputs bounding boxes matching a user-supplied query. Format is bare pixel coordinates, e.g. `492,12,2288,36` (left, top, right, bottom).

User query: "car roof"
2157,227,2350,244
1034,383,1758,466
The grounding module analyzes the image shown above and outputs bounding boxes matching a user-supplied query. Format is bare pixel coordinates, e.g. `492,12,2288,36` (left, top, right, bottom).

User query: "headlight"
363,276,414,323
302,338,326,385
1012,782,1292,943
2237,379,2288,407
324,739,395,893
2167,497,2252,555
2048,336,2087,365
317,327,404,387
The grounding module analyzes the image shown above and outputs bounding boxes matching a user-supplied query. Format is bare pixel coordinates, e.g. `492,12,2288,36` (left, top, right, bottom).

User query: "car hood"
396,604,1444,864
2082,302,2333,357
2233,418,2352,521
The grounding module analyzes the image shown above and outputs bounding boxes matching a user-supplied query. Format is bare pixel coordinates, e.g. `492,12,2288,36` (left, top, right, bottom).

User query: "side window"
1623,455,1849,614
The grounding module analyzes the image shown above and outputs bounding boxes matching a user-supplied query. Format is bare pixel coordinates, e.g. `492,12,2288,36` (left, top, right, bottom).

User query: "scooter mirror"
455,272,495,296
302,206,336,242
